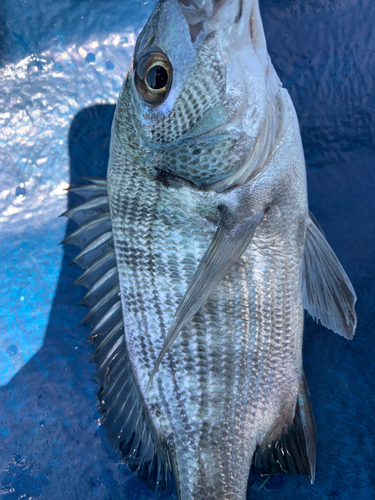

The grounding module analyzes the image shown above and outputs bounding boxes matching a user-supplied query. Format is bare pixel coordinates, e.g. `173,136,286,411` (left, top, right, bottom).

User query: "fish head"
112,0,281,191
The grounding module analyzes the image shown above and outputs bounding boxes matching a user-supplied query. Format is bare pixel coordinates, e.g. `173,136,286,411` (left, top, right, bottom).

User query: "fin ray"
253,372,316,483
62,213,111,249
61,195,109,225
68,183,108,200
80,177,108,187
303,217,357,339
71,231,113,269
73,250,116,289
80,285,120,328
89,301,123,339
61,178,173,493
81,267,119,307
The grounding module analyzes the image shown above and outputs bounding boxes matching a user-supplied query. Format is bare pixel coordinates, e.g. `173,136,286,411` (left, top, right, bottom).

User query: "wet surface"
0,0,374,499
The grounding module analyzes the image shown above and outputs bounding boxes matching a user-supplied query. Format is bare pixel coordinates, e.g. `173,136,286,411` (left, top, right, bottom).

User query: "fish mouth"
178,0,246,41
178,0,242,22
177,0,274,71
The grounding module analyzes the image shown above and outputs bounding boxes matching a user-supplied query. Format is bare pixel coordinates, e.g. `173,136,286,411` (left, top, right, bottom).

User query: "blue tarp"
0,0,374,498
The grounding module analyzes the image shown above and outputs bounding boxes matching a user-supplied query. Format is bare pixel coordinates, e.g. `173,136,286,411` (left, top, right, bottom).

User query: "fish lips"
178,0,243,26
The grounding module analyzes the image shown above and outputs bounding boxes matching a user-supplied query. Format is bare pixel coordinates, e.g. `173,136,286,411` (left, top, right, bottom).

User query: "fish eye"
134,52,172,106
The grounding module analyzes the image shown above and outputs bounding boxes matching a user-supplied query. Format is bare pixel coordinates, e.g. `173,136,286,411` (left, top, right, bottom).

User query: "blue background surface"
0,0,374,499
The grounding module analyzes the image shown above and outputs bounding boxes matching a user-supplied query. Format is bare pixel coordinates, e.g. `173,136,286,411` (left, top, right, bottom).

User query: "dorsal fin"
62,179,173,493
303,216,357,339
253,373,316,484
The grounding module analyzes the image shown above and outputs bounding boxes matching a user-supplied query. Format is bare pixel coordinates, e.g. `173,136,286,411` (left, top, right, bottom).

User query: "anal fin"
253,372,316,484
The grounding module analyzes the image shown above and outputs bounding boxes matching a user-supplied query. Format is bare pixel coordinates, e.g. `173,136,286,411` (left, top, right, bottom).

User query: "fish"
61,0,357,498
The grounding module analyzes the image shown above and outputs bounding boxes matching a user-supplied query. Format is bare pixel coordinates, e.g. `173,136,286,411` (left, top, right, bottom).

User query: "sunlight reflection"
0,27,138,385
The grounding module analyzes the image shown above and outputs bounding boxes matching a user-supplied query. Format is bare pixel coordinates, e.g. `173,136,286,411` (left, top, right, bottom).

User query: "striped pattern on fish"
107,90,307,498
62,1,356,498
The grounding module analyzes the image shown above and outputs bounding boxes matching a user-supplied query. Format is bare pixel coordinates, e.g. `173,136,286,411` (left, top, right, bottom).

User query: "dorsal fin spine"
62,179,173,493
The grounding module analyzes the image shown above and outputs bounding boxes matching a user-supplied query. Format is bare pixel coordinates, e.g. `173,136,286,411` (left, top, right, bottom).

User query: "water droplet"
7,345,18,356
86,53,96,64
14,453,24,464
105,61,115,70
15,186,26,196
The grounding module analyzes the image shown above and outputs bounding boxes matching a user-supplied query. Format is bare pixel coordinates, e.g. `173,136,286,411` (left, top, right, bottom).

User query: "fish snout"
178,0,265,47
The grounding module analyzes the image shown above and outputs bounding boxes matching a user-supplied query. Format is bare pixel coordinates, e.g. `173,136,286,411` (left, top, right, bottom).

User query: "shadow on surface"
1,96,375,500
1,0,375,498
0,105,164,499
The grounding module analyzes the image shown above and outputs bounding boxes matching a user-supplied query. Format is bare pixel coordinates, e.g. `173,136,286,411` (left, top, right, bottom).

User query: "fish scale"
108,142,303,499
63,1,356,498
106,89,326,498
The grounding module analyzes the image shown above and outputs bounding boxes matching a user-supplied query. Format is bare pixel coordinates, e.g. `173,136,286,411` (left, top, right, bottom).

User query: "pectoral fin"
303,217,357,339
147,206,264,389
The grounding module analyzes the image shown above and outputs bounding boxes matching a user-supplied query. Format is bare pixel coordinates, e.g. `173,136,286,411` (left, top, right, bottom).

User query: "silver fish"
62,0,356,498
